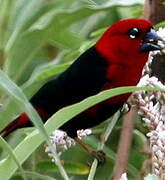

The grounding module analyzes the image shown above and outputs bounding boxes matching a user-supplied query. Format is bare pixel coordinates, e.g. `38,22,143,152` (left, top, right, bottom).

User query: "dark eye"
128,28,140,39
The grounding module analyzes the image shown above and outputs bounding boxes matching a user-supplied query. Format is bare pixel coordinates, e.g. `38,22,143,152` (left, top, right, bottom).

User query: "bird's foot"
74,137,106,165
90,150,106,165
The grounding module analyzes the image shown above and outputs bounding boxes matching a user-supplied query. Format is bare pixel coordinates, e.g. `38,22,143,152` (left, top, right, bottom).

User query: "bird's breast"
101,63,144,105
106,64,143,88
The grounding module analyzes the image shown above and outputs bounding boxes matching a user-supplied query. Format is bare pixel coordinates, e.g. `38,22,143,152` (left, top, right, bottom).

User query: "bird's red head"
95,19,162,68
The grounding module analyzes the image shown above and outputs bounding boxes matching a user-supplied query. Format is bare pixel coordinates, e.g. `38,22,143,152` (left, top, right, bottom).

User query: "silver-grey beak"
140,29,164,52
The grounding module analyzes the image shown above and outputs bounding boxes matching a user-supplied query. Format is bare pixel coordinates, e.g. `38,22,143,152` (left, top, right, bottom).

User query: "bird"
1,19,163,141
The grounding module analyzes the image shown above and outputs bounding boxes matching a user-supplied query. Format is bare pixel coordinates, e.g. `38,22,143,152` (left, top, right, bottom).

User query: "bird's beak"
140,29,164,52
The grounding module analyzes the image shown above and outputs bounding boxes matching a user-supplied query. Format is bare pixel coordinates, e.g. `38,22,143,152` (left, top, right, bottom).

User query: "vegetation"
0,0,164,179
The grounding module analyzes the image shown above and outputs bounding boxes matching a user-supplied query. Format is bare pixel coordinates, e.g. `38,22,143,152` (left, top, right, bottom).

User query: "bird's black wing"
30,47,108,117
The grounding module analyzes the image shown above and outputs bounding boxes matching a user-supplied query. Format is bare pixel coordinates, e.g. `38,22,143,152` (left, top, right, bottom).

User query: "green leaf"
133,129,147,149
0,70,27,102
0,85,164,179
84,135,139,178
93,0,144,7
37,161,90,175
14,171,56,180
51,30,84,49
26,62,72,83
155,21,165,29
5,0,45,52
90,27,107,38
3,0,143,81
0,69,66,179
0,69,49,147
0,136,27,180
4,29,50,81
0,62,71,130
0,0,14,49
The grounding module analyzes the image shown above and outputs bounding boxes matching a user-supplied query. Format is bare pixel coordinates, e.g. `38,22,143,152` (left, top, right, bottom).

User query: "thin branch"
144,0,165,24
112,107,136,180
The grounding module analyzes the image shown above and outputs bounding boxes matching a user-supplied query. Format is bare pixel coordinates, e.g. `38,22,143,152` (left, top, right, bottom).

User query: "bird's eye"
128,28,140,39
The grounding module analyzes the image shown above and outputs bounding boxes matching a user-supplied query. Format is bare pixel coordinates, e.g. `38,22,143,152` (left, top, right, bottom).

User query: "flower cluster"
147,121,165,177
45,130,75,157
45,129,92,160
77,129,92,139
130,75,165,129
129,28,165,178
157,28,165,54
131,75,165,178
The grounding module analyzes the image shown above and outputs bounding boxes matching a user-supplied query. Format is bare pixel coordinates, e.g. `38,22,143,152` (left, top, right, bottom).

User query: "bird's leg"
74,137,106,165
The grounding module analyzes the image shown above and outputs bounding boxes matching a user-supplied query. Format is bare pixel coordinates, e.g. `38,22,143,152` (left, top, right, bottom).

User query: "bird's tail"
0,108,48,137
0,113,30,137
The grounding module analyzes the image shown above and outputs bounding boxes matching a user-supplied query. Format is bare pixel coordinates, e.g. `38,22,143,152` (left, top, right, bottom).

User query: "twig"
87,111,121,180
144,0,165,25
112,107,136,180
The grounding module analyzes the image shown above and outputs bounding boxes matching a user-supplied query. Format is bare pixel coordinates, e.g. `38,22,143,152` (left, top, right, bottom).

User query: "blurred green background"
0,0,155,179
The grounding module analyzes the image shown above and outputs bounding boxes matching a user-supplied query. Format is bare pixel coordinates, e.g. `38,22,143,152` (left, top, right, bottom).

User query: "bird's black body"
31,47,107,111
30,47,122,137
2,19,161,138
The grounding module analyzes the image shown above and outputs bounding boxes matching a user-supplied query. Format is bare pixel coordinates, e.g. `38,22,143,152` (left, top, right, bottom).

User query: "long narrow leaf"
0,136,27,180
0,69,51,154
0,62,71,131
3,0,143,81
0,85,164,179
15,171,56,180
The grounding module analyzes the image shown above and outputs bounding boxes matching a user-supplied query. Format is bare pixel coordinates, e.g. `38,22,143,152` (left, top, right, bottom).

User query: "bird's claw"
91,150,106,165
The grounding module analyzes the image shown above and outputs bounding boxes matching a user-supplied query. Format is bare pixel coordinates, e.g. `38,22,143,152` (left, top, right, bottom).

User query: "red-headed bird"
1,19,163,138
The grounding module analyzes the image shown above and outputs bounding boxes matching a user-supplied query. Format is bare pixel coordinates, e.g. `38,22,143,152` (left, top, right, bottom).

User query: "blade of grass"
15,170,56,180
0,136,27,180
5,0,44,52
0,69,69,180
4,0,143,81
0,85,165,179
0,61,71,131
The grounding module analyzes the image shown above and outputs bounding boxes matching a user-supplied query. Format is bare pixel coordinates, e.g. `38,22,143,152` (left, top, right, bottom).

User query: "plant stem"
112,108,136,180
87,111,121,180
49,144,70,180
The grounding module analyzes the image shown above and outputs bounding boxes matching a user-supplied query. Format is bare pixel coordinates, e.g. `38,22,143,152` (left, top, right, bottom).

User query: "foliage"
0,0,161,179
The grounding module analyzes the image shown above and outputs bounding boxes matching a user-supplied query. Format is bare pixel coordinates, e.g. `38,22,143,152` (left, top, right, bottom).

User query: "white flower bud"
77,129,92,139
153,162,159,168
152,145,159,152
154,168,160,175
129,29,165,177
119,173,128,180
